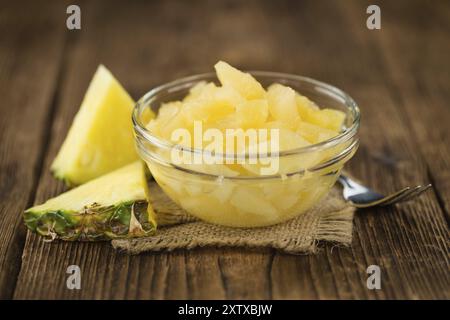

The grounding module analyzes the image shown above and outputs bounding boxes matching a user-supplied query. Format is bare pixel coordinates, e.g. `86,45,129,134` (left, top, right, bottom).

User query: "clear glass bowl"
133,72,360,227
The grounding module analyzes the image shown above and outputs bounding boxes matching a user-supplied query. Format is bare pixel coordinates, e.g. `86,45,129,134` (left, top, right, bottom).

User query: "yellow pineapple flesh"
51,65,151,186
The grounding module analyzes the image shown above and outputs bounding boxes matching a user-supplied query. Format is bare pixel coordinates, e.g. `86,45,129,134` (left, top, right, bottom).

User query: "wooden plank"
14,0,229,299
340,0,450,299
266,0,449,299
0,2,67,299
366,0,450,222
13,0,449,299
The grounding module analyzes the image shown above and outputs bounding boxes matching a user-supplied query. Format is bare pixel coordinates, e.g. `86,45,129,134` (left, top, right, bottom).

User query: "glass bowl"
133,72,360,227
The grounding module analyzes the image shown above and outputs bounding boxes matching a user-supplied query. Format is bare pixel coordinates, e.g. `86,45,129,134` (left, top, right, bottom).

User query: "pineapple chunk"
277,128,311,151
210,178,235,203
267,83,301,129
24,162,156,241
52,65,149,186
275,129,321,173
158,107,193,141
179,195,236,222
180,162,240,177
236,99,268,128
214,85,246,106
146,101,182,137
296,121,338,143
301,108,346,132
296,93,319,115
183,81,209,102
263,120,294,132
183,100,235,123
215,61,265,100
158,101,183,121
230,187,278,219
241,127,314,175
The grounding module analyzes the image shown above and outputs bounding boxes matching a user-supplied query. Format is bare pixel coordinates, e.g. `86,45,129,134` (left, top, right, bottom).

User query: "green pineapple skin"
24,201,155,241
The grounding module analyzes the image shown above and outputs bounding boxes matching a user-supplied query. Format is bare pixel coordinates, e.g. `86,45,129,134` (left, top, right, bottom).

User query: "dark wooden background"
0,0,448,299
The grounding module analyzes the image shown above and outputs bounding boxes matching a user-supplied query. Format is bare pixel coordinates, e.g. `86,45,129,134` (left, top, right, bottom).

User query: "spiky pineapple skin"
25,162,157,241
24,201,155,241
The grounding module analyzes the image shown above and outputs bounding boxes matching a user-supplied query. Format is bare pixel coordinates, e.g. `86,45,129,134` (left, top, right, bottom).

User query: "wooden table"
1,0,449,300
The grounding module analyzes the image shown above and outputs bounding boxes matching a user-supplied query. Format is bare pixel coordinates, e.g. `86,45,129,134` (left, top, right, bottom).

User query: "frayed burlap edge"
112,184,355,255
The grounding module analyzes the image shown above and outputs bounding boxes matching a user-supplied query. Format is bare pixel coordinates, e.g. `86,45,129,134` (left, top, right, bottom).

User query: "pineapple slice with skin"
24,162,156,241
52,65,152,186
215,61,265,100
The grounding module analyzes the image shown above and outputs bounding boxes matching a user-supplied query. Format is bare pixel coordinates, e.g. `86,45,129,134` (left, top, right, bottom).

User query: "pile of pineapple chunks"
144,62,348,227
147,61,345,176
150,61,345,147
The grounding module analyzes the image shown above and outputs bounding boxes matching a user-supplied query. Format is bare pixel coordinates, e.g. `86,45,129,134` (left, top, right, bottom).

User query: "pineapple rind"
24,200,154,241
24,161,157,241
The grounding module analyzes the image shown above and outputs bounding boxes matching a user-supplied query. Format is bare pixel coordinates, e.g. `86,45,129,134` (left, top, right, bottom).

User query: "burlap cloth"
112,180,355,254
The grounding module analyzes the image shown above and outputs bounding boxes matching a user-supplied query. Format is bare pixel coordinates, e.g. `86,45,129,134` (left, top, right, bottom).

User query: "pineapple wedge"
24,162,156,241
52,65,149,186
267,83,300,129
215,61,265,100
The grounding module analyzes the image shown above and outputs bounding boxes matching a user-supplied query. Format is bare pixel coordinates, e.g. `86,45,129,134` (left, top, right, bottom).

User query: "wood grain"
0,1,66,299
265,0,449,299
370,1,450,223
2,0,449,299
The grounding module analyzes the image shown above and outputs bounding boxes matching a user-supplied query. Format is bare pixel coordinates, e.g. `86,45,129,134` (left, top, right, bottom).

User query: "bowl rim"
133,71,360,160
140,138,359,180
